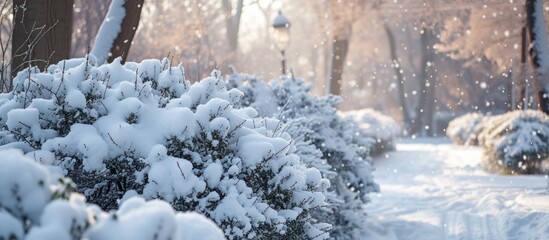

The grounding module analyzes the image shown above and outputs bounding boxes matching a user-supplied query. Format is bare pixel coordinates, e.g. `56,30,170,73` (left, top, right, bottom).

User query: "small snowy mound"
479,110,549,174
447,112,487,146
341,109,401,155
228,71,379,239
0,57,329,239
85,197,224,240
0,149,52,240
0,149,223,240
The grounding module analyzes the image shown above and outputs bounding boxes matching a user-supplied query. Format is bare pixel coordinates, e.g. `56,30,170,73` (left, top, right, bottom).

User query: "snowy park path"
363,138,549,240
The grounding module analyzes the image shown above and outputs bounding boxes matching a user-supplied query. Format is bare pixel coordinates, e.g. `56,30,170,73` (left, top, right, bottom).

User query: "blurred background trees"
3,0,549,136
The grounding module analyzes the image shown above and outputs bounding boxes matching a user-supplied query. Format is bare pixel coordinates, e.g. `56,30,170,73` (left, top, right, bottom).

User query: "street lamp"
272,11,291,75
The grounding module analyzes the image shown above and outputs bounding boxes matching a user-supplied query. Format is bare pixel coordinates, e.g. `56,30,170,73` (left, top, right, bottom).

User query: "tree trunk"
329,0,353,96
518,26,528,110
222,0,244,52
107,0,144,64
329,37,349,96
12,0,73,78
91,0,143,64
526,0,549,114
415,28,437,136
385,23,412,127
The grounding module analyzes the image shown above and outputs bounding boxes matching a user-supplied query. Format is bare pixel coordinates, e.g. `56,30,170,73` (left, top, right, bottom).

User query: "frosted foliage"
436,5,524,70
0,150,224,240
449,110,549,174
86,197,224,240
341,109,401,155
0,149,51,223
0,58,329,239
479,110,549,174
0,149,219,240
0,210,24,240
228,72,385,239
446,112,485,146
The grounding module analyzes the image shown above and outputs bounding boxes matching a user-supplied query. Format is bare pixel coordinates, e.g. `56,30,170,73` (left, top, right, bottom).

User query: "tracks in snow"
444,211,505,240
363,139,549,240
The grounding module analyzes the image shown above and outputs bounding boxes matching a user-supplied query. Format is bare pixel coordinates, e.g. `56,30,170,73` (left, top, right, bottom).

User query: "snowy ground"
364,138,549,240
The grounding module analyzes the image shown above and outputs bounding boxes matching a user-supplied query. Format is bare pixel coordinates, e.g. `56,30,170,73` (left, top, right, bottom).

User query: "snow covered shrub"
0,57,329,239
0,149,224,240
228,72,379,239
83,197,225,240
446,112,486,146
479,110,549,174
0,149,57,240
341,109,401,155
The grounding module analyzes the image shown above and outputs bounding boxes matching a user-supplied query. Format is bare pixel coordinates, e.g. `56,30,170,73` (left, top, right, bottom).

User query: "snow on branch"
91,0,126,64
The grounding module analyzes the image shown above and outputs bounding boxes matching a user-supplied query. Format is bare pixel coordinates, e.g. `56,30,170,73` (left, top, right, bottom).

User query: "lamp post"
272,11,291,75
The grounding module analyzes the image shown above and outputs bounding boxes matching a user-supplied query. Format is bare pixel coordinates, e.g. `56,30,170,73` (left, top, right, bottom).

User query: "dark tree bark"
526,0,549,114
385,24,438,136
71,0,110,57
222,0,244,52
12,0,74,78
107,0,144,63
518,26,529,110
329,37,349,96
414,28,437,136
329,0,353,96
385,23,412,127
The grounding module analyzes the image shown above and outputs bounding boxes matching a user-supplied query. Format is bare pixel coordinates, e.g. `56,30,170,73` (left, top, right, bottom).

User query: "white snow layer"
1,57,330,239
0,149,224,240
363,139,549,240
341,109,401,143
90,0,126,63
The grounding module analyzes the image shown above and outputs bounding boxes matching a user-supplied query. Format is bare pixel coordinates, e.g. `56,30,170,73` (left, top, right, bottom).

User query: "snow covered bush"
446,112,487,146
479,110,549,174
341,109,401,155
228,71,379,239
0,148,225,240
0,57,330,239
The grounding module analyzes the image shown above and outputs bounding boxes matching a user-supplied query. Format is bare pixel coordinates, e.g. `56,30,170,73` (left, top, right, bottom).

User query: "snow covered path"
364,138,549,240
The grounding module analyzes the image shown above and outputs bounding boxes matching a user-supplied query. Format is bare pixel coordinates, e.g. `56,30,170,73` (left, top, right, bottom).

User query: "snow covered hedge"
0,149,224,240
0,57,331,239
227,72,380,239
446,112,486,146
479,110,549,174
341,109,401,155
448,110,549,174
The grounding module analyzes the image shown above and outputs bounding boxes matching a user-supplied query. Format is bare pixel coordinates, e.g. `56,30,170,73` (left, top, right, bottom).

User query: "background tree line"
2,0,549,136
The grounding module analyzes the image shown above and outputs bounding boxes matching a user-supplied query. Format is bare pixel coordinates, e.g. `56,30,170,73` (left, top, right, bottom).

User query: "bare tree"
12,0,73,77
222,0,244,52
525,0,549,114
416,28,437,136
91,0,144,63
328,0,355,96
517,26,530,110
385,21,439,136
0,0,13,91
385,23,411,126
71,0,111,57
